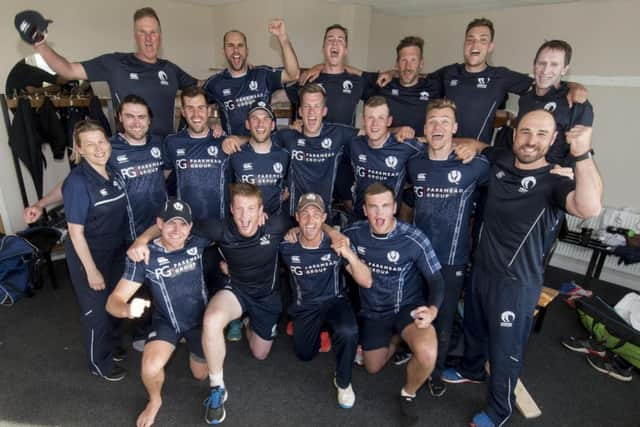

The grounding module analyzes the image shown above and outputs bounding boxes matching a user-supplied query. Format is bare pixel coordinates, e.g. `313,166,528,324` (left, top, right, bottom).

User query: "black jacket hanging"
8,98,45,198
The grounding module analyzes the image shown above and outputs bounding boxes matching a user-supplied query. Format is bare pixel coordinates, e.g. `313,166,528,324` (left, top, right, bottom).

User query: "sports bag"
0,234,39,306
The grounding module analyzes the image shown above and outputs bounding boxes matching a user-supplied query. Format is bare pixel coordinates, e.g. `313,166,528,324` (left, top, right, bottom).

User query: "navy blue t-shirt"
82,53,197,137
350,134,424,218
476,148,575,283
203,66,283,136
164,129,230,221
195,214,293,299
280,233,348,313
62,161,131,249
124,235,210,333
109,133,167,239
229,143,289,216
516,83,594,165
343,220,443,318
407,151,490,266
286,71,378,126
430,64,532,143
366,77,442,137
272,124,358,216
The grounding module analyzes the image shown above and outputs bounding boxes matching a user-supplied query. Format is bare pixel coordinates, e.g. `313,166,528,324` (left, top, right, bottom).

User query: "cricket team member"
343,183,445,423
350,96,424,219
28,7,197,137
107,199,209,427
229,101,289,215
280,193,371,408
443,110,602,427
203,20,300,136
406,99,490,396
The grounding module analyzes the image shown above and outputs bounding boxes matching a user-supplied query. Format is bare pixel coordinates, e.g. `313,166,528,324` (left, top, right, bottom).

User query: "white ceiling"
177,0,605,17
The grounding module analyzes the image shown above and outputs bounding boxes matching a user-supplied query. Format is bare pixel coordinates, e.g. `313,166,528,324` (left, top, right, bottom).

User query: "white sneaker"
334,378,355,409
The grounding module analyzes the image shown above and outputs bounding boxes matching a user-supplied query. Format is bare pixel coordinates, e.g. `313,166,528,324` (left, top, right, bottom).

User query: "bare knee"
411,341,437,367
203,309,229,333
142,354,166,378
364,362,384,374
251,347,271,360
190,360,209,380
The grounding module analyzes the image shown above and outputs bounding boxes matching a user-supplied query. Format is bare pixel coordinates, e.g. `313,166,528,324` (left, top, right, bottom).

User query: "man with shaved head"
443,110,603,427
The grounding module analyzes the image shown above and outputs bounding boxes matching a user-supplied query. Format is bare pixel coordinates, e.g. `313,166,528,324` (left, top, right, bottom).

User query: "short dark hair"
230,183,263,206
466,18,494,41
298,83,327,105
180,85,207,104
426,98,457,118
396,36,424,60
364,95,389,112
117,94,153,133
223,30,247,48
133,7,161,29
364,182,394,202
323,24,348,46
534,40,573,66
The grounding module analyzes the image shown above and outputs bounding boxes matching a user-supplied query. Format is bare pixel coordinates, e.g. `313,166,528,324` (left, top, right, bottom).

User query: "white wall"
0,0,215,233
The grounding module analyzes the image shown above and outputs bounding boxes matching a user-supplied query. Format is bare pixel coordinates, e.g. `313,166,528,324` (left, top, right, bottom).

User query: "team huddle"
18,7,603,427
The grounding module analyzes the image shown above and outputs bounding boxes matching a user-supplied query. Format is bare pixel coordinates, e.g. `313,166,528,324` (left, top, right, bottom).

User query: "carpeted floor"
0,263,638,427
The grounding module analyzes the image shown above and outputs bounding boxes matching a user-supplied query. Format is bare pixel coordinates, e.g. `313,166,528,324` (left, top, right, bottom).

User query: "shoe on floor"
226,319,242,342
428,376,447,397
470,411,495,427
112,346,127,362
333,378,355,408
319,331,332,353
441,368,486,384
204,385,228,424
562,335,606,357
92,365,127,382
400,393,418,422
586,352,633,382
392,348,413,366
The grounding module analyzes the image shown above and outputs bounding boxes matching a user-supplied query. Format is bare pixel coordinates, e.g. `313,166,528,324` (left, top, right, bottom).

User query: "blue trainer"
226,319,242,342
441,368,486,384
470,411,495,427
204,386,228,424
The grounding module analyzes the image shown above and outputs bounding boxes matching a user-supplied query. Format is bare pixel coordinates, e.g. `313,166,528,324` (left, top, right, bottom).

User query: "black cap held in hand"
15,10,53,45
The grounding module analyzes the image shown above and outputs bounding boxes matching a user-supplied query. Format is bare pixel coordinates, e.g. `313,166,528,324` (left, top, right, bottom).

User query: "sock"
401,387,416,398
209,371,224,389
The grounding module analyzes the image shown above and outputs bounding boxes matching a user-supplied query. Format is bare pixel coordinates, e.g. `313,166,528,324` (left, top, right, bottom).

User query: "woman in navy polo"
63,120,129,381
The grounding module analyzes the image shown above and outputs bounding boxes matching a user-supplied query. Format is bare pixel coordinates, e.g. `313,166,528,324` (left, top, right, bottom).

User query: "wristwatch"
572,149,594,162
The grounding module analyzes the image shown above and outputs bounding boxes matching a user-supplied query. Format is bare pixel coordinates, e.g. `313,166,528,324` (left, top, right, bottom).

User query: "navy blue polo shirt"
476,148,575,283
367,77,442,137
279,233,347,312
109,133,167,239
343,220,443,318
82,53,197,137
516,82,594,165
124,235,211,333
164,129,230,221
271,124,358,216
430,64,532,143
350,134,424,218
229,142,290,216
407,151,490,266
62,160,131,249
286,71,378,126
203,66,283,136
195,214,293,299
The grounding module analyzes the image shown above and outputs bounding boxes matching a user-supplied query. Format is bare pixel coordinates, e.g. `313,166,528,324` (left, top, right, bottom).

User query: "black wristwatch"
572,149,594,162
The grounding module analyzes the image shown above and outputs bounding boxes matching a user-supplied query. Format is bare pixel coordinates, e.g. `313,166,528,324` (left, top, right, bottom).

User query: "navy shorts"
225,285,282,341
147,318,205,362
359,305,417,351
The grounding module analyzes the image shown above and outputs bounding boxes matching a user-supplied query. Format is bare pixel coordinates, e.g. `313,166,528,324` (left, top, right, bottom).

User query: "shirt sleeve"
410,230,444,309
475,155,492,187
361,71,379,100
570,101,594,127
193,219,224,242
267,213,295,239
263,67,284,92
81,53,119,82
163,137,174,170
502,67,533,96
550,175,576,210
62,174,91,225
123,256,146,283
170,62,198,89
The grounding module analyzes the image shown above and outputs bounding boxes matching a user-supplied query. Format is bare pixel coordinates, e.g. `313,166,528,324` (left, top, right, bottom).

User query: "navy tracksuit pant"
65,239,125,376
460,266,541,425
291,297,358,388
432,264,466,379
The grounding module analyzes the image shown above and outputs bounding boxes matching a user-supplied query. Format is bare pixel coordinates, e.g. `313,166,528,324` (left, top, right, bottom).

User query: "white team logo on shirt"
260,235,271,246
297,139,306,147
249,80,258,91
208,146,219,157
519,176,537,193
129,73,139,80
273,162,283,173
157,257,170,265
100,188,108,196
496,170,505,179
387,250,400,263
321,254,332,262
223,88,232,96
187,247,198,256
358,154,367,163
449,79,458,87
476,77,490,89
321,138,333,149
177,148,186,156
500,310,516,327
357,246,366,255
417,173,427,182
243,162,253,171
391,89,399,96
116,154,129,164
342,80,353,94
448,170,462,184
420,91,430,101
291,256,301,264
385,156,398,169
544,102,557,113
150,147,161,159
158,71,169,86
